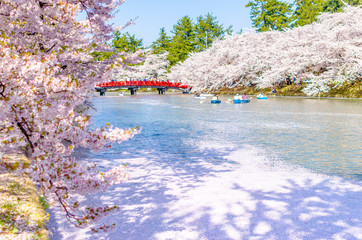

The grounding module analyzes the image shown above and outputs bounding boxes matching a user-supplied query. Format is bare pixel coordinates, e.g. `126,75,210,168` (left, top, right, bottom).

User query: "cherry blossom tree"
0,0,141,232
113,51,169,80
169,6,362,96
302,77,331,97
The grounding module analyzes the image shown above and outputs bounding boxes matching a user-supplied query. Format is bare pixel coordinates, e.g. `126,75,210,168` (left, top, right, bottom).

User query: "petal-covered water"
48,94,362,240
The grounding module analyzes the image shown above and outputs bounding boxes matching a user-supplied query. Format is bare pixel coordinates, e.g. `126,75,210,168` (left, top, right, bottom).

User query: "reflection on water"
88,94,362,181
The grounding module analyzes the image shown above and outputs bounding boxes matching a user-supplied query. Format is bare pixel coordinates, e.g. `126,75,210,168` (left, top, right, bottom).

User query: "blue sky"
113,0,252,47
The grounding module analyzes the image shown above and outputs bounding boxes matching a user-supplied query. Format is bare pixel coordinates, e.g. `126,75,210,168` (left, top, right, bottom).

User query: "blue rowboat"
211,99,221,104
234,99,250,104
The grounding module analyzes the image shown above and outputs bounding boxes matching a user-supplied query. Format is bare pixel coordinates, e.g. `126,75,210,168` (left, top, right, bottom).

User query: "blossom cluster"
0,0,140,231
114,51,169,80
169,6,362,96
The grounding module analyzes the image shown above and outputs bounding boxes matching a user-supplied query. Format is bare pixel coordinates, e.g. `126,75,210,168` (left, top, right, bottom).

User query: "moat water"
88,94,361,181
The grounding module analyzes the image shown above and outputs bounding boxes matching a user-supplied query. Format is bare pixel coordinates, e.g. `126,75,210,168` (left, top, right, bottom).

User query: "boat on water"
200,93,214,97
233,94,250,103
211,95,221,104
211,99,221,104
233,99,250,104
257,94,267,99
194,96,206,99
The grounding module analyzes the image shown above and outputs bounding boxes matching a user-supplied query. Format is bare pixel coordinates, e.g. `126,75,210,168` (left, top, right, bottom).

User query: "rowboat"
233,99,250,103
211,99,221,104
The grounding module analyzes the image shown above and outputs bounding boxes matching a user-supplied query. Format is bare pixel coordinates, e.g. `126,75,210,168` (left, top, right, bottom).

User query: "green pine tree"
92,32,144,61
294,0,328,26
246,0,294,32
112,31,143,53
294,0,362,27
167,16,196,66
151,28,171,54
194,13,233,51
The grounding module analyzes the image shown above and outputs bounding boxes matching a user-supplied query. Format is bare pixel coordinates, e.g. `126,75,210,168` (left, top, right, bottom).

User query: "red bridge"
95,80,192,95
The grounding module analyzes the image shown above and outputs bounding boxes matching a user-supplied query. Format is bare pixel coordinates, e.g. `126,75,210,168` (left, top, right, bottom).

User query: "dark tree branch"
16,121,34,151
38,0,52,8
55,189,86,228
44,43,57,53
0,81,5,97
39,43,57,53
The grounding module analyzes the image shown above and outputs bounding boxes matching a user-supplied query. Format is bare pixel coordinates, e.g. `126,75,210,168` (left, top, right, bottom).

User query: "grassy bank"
215,81,362,98
0,154,49,240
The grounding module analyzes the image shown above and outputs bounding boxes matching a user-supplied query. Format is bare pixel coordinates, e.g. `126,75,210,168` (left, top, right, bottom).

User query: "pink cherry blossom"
169,6,362,96
0,0,140,232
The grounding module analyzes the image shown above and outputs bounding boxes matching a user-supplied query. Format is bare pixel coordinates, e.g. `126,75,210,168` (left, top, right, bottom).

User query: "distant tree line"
246,0,362,32
105,13,232,68
150,14,232,66
97,1,361,70
169,6,362,96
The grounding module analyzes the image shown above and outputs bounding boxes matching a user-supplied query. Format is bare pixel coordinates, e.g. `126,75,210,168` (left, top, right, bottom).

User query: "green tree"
323,0,361,12
294,0,362,27
246,0,294,32
194,13,233,51
92,48,116,61
92,32,143,61
167,16,196,66
112,31,143,53
151,27,171,54
323,0,344,12
294,0,329,26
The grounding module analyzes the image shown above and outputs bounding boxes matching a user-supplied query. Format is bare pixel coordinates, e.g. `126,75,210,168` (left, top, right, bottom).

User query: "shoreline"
96,81,362,99
214,82,362,99
97,91,362,100
0,153,49,240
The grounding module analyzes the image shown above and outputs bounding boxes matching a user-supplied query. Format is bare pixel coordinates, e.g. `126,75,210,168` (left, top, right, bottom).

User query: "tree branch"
38,0,52,9
0,81,5,97
55,189,86,228
16,121,34,151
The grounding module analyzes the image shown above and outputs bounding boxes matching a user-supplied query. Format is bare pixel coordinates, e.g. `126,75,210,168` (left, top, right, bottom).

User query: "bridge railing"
96,80,190,89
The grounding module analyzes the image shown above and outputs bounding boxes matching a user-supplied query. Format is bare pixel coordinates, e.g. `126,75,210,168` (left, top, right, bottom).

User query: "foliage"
93,32,143,62
167,16,197,66
246,0,294,31
152,13,233,67
0,154,49,240
151,28,171,54
0,0,141,232
247,0,362,29
194,13,233,51
293,0,361,27
293,0,326,26
112,31,144,53
39,196,50,210
92,49,118,62
169,6,362,96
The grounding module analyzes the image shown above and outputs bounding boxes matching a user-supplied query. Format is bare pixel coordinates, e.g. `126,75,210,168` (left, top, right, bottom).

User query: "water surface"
89,94,362,181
